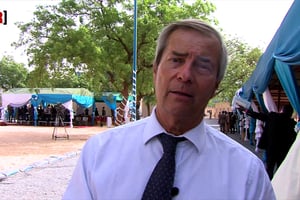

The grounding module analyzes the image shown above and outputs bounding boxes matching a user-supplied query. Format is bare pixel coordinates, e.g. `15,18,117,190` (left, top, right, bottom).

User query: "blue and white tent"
1,88,95,126
241,0,300,114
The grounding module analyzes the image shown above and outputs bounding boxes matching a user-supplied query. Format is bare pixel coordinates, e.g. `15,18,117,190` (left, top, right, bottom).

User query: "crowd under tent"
238,0,300,114
1,88,95,126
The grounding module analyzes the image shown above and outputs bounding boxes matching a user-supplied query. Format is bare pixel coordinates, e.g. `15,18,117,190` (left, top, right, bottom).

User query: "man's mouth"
171,91,193,98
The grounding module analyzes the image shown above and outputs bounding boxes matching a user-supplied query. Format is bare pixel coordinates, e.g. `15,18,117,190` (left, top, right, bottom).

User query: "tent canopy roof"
4,88,93,97
2,88,94,109
263,66,300,108
240,0,300,114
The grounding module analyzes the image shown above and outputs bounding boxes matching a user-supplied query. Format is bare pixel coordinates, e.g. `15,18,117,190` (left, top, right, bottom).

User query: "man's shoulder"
205,124,258,159
93,117,150,138
83,117,151,151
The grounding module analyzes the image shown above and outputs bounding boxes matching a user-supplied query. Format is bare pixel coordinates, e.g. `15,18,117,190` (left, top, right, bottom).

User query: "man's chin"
165,106,196,117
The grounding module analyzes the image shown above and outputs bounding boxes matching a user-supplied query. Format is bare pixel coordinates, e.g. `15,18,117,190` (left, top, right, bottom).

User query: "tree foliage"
14,0,217,101
25,65,89,88
13,0,262,108
0,56,28,90
214,36,262,103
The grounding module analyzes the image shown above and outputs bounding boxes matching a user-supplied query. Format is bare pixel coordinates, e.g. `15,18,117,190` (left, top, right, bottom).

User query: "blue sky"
0,0,294,64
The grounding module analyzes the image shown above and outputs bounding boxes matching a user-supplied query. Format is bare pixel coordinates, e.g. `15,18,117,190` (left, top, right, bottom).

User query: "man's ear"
153,63,158,73
152,64,157,87
153,63,158,78
210,81,220,99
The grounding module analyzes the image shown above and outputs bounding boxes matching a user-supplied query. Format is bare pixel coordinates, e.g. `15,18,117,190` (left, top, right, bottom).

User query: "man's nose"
176,61,193,82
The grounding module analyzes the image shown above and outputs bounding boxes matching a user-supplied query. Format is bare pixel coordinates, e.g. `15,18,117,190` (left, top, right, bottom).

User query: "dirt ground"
0,125,108,172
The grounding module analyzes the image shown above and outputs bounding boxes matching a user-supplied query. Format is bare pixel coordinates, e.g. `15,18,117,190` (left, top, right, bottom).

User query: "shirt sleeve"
246,157,276,200
62,141,94,200
246,110,268,122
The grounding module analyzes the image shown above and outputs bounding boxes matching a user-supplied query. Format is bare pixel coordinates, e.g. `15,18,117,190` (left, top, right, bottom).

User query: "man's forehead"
170,50,211,61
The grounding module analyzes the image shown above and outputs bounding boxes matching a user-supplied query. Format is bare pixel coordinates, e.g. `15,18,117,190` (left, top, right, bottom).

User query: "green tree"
14,0,217,97
214,36,262,103
14,0,218,121
0,56,28,90
25,66,51,88
25,65,89,88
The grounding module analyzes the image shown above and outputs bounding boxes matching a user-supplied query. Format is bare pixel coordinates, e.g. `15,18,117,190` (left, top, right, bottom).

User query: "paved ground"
0,118,265,199
0,154,79,200
0,125,106,172
0,124,102,200
205,118,264,160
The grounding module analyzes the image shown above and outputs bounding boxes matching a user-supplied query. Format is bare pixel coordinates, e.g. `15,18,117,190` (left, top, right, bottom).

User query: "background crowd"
218,104,298,181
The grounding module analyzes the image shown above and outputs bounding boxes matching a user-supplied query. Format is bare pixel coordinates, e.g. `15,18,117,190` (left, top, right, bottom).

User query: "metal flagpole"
132,0,138,121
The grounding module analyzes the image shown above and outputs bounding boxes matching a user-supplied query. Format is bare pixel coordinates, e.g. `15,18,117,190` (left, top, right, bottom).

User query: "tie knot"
159,133,186,154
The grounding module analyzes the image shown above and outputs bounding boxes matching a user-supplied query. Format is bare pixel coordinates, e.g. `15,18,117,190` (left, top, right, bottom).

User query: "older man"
63,19,275,200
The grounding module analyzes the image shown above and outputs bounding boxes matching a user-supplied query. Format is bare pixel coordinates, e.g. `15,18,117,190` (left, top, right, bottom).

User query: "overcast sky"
211,0,294,49
0,0,294,64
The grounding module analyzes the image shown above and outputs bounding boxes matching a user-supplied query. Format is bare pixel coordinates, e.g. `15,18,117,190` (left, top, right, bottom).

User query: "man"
100,107,106,127
63,19,275,199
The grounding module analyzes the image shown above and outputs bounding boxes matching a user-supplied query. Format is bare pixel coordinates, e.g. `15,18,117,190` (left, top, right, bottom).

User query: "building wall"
205,102,232,119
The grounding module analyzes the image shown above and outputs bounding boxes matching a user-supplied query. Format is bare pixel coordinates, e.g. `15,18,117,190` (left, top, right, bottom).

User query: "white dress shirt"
63,109,275,200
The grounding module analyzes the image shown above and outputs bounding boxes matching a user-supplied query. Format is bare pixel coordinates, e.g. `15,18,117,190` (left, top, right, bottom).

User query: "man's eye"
193,58,213,71
172,58,184,63
196,63,210,69
193,63,214,76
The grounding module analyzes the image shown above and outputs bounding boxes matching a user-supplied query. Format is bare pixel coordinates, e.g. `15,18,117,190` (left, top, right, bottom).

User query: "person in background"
84,108,89,116
243,114,250,141
100,107,106,127
249,116,256,145
63,19,275,199
218,111,226,132
238,111,246,139
254,119,264,152
224,111,230,133
95,107,99,117
229,111,237,134
239,104,297,179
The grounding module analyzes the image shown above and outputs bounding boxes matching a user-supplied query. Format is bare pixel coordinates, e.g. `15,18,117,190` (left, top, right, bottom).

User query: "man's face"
154,28,220,121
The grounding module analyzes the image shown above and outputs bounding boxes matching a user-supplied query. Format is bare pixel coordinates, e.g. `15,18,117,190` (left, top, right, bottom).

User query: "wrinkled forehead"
166,28,221,53
154,25,224,70
165,29,221,61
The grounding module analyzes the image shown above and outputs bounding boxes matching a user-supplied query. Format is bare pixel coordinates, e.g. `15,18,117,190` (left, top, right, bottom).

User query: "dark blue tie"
142,133,185,200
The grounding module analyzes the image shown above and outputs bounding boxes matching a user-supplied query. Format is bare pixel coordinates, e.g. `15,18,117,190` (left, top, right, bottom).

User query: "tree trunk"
115,97,127,126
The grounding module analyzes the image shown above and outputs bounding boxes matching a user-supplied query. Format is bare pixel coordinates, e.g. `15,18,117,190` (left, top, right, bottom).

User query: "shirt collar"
143,108,166,143
143,107,206,153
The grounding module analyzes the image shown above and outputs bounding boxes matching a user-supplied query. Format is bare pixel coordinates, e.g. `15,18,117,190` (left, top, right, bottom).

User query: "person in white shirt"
63,19,275,200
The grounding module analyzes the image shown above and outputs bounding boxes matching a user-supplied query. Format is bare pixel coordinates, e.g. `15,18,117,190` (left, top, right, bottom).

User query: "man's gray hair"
154,19,228,82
